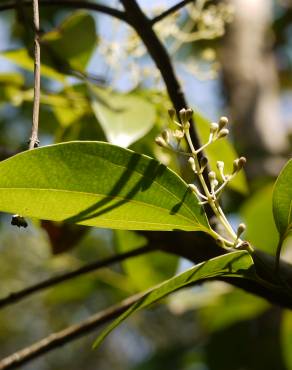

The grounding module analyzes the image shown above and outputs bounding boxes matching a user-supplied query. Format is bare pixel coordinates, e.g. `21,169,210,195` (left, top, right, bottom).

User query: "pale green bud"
155,136,167,148
219,116,228,130
236,223,246,238
217,128,229,139
210,122,219,133
208,171,216,180
168,108,176,120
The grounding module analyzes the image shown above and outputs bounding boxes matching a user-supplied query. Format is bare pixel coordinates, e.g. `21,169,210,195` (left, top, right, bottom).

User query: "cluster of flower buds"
209,116,229,140
155,107,250,251
155,108,193,151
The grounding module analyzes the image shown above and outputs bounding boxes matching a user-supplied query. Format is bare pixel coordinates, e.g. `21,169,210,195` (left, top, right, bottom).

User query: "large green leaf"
0,141,209,231
273,159,292,242
195,113,248,194
41,11,96,72
93,251,255,348
90,86,156,148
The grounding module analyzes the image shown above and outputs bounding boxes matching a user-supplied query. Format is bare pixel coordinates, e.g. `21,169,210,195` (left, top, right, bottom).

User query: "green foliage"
273,159,292,243
115,230,178,290
90,86,156,147
195,113,248,194
0,141,209,231
93,251,255,348
241,184,278,253
1,48,66,81
41,11,97,72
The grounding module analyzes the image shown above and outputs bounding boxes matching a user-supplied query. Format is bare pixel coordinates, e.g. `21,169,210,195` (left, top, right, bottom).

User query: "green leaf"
241,184,278,254
93,251,255,348
41,11,96,72
0,72,25,104
273,159,292,242
0,141,209,232
115,230,178,290
90,86,156,148
195,113,248,194
1,48,66,82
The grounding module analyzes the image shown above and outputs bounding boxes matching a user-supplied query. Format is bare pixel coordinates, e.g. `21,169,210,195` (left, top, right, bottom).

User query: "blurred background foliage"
0,0,291,369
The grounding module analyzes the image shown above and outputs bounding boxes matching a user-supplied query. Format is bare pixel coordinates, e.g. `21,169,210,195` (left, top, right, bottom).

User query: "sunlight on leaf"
273,159,292,243
93,251,255,348
0,141,209,232
90,86,156,148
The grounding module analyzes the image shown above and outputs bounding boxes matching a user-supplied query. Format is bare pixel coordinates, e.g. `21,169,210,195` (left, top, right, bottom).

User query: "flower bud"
216,161,224,171
185,108,193,121
236,223,246,238
188,184,199,195
219,116,228,130
200,156,208,170
188,157,195,165
217,128,229,139
232,156,246,173
168,108,176,120
173,129,184,139
188,157,196,172
237,156,246,170
210,122,219,134
208,171,216,180
179,108,187,123
155,136,167,148
212,179,219,188
162,129,170,143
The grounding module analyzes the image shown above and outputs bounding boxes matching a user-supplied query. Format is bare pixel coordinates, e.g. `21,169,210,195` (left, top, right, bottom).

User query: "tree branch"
0,246,153,309
29,0,40,149
0,292,144,370
0,0,128,23
120,0,202,151
151,0,194,25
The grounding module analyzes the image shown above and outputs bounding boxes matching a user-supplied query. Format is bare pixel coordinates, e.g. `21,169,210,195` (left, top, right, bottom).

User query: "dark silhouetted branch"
0,0,128,23
120,0,202,151
0,246,153,309
151,0,194,25
0,293,144,370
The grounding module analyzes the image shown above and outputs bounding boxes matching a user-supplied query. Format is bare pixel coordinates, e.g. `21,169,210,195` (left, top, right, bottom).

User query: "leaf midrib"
0,187,208,230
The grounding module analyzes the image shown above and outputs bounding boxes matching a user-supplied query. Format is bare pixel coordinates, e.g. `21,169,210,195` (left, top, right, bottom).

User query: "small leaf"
273,159,292,242
90,86,156,148
0,142,209,232
41,11,97,72
195,113,248,194
93,251,255,348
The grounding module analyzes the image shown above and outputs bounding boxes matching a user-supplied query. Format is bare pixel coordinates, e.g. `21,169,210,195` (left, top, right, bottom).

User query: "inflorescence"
156,108,252,252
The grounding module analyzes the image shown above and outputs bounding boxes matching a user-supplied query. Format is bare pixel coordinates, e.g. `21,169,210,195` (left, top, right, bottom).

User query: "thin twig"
151,0,194,25
0,246,153,309
0,0,128,23
29,0,40,149
0,292,144,370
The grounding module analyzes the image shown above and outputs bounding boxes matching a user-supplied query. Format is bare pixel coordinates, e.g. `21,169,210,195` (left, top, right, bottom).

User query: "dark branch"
0,292,144,370
120,0,202,151
151,0,194,25
120,0,212,210
0,0,128,23
0,246,153,309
